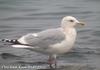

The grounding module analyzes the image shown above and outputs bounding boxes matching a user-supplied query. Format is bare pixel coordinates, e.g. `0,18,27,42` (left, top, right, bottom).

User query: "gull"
1,16,85,68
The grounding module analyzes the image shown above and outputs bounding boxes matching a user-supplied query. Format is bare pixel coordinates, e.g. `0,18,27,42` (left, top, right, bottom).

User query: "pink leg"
48,55,54,68
48,54,57,69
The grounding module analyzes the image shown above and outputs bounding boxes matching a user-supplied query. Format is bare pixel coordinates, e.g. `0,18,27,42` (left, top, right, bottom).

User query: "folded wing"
17,28,66,48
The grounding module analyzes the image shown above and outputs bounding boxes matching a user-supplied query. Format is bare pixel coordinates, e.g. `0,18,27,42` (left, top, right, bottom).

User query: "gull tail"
12,45,33,48
0,38,20,44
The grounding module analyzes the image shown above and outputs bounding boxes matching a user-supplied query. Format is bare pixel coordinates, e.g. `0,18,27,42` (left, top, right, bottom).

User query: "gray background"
0,0,100,70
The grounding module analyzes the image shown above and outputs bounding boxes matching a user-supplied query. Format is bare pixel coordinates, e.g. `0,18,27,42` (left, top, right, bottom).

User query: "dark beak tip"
82,23,85,25
80,22,85,26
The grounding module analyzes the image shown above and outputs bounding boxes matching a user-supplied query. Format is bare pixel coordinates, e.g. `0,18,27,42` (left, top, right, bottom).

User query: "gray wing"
18,28,66,48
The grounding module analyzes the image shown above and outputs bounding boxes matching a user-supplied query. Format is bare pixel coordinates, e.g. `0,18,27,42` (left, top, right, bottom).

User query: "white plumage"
1,16,85,68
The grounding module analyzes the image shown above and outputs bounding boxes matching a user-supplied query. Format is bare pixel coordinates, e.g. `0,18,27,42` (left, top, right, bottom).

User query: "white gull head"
61,16,85,29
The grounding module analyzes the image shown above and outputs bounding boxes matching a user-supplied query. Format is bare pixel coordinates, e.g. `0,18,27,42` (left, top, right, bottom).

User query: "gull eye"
69,20,74,22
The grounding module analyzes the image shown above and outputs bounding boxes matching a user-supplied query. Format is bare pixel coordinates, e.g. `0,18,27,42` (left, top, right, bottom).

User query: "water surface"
0,0,100,70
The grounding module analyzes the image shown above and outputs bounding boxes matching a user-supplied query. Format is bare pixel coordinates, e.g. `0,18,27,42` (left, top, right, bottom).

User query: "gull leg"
53,54,57,69
48,55,53,68
48,54,57,69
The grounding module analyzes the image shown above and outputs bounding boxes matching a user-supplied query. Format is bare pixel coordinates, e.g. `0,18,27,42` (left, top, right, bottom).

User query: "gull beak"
77,22,85,26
